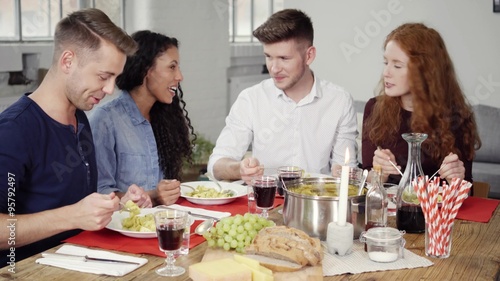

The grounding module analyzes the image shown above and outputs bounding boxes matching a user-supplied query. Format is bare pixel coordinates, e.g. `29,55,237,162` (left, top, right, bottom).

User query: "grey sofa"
355,100,499,199
472,104,500,199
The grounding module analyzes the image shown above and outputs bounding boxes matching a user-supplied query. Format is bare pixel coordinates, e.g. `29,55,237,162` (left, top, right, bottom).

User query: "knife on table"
41,252,141,265
155,205,221,221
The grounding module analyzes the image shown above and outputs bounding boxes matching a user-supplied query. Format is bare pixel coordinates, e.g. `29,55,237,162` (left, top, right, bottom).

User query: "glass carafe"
396,133,427,233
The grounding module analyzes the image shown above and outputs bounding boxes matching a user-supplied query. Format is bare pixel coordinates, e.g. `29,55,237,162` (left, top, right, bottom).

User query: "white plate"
180,181,247,205
106,208,195,239
105,208,158,238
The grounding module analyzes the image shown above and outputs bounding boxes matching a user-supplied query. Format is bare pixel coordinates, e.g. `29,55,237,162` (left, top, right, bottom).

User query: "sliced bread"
245,226,323,266
244,254,303,272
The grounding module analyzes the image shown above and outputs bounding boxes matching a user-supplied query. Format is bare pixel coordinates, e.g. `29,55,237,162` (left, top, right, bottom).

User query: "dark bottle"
396,133,427,233
364,165,388,251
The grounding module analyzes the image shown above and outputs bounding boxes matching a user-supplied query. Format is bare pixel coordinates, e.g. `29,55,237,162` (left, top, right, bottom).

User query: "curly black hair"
116,30,196,180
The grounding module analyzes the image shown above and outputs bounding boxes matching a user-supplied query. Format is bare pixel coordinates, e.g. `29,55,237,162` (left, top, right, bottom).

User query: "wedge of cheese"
234,254,274,281
189,258,252,281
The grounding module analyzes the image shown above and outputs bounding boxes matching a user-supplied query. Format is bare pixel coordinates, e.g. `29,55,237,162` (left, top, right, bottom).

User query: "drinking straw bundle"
414,176,472,256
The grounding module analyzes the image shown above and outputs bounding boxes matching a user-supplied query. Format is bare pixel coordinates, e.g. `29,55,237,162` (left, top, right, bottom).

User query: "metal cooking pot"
282,177,366,241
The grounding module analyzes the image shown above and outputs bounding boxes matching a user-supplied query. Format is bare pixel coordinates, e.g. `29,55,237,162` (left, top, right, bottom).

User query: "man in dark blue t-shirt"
0,9,151,267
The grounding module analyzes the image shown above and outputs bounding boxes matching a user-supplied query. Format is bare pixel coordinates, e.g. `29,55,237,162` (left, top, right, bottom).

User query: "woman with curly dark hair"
89,30,196,206
362,23,481,185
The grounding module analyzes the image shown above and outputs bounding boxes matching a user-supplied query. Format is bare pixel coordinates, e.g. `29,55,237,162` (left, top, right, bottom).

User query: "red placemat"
63,221,204,257
63,196,284,257
456,196,499,223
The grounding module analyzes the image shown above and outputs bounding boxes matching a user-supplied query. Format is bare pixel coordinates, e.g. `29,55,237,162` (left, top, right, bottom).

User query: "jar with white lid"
359,227,406,262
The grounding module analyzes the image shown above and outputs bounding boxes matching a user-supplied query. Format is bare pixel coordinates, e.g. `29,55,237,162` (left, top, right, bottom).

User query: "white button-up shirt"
208,77,358,176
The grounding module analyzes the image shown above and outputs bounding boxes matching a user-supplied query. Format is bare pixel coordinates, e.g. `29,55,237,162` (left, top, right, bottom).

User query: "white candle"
338,147,350,226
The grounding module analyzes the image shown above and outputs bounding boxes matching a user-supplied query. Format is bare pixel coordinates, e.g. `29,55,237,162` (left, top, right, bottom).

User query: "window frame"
0,0,124,43
229,0,282,43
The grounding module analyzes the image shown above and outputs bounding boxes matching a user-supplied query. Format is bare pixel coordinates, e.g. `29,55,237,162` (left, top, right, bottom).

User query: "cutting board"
202,248,323,281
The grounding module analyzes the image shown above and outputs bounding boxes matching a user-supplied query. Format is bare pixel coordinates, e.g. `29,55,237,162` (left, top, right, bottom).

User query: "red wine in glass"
254,184,277,208
278,172,301,195
154,209,188,277
251,176,278,219
157,224,185,251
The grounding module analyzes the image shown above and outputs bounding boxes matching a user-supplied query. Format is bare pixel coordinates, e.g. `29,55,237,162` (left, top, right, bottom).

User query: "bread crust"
244,254,303,272
245,226,323,269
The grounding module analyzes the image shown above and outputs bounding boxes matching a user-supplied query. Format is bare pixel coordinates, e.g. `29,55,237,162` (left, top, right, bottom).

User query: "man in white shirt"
208,9,358,184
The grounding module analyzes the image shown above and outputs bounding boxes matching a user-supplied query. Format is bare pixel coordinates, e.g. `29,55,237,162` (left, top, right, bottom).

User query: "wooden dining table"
1,199,499,281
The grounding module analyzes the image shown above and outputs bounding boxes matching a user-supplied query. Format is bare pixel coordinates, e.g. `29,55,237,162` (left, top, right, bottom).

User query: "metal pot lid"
362,227,405,241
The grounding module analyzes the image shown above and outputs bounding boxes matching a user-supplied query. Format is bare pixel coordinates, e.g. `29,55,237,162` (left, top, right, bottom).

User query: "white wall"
2,0,498,140
285,0,500,107
124,0,231,142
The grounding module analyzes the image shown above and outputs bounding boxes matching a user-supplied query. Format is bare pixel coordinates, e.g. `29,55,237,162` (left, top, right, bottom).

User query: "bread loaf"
244,254,303,272
245,226,323,271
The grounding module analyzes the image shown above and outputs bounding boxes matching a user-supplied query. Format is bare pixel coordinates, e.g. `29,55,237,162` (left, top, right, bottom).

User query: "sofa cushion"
354,100,366,166
473,104,500,163
472,162,500,199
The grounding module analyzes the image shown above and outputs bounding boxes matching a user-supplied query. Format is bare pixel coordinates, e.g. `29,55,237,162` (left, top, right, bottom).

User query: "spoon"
192,218,215,236
204,172,224,191
357,169,368,196
204,172,234,196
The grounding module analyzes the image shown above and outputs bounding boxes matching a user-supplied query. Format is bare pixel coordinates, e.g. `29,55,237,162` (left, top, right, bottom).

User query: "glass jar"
359,227,406,263
396,133,427,233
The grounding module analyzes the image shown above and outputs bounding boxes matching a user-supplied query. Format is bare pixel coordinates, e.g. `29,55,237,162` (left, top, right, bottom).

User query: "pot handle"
359,231,367,243
351,200,364,213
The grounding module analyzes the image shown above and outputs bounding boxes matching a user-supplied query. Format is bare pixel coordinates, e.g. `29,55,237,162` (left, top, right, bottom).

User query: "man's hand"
72,192,119,231
240,157,264,185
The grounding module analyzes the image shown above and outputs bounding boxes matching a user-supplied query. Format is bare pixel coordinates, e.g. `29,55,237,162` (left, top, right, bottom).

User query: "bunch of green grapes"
203,213,275,253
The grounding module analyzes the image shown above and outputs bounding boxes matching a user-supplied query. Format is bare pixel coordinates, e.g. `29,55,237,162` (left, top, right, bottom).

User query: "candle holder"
327,221,353,256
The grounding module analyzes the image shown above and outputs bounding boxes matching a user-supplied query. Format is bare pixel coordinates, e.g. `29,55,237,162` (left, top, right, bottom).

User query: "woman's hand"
156,179,181,206
373,148,401,181
438,153,465,182
373,148,401,176
122,184,152,208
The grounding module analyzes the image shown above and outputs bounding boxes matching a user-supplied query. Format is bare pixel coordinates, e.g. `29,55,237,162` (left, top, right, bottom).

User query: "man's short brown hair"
253,9,314,46
53,8,137,65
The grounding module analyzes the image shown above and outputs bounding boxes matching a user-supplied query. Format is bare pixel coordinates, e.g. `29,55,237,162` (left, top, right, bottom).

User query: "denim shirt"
89,92,162,194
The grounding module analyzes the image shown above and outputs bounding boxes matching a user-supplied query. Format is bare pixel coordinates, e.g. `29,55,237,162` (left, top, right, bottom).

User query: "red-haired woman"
362,23,481,185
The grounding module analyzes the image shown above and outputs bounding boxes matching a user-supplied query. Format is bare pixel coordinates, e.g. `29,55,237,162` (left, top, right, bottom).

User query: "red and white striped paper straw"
415,177,472,256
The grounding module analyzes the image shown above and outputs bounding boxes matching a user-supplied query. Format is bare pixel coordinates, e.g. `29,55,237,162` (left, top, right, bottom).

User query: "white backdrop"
285,0,500,107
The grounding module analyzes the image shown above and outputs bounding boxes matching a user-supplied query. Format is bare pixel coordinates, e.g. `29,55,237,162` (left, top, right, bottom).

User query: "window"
0,0,123,41
229,0,284,43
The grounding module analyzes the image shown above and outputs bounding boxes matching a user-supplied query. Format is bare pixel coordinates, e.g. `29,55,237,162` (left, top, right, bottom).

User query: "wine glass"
277,166,304,196
153,209,189,276
251,175,278,219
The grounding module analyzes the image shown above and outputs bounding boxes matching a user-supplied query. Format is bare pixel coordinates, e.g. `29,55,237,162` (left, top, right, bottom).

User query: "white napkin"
165,204,231,220
322,241,434,276
36,245,148,276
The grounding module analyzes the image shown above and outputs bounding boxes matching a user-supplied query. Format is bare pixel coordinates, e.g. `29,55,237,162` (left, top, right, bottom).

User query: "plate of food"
106,207,158,238
106,206,195,238
180,181,248,205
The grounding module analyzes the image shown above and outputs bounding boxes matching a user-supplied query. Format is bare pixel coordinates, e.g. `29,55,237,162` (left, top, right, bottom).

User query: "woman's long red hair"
365,23,481,162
